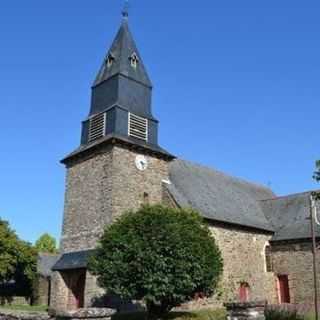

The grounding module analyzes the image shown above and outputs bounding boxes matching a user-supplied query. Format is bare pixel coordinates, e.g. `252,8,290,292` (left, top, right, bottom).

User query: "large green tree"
0,219,37,298
35,233,58,254
88,205,223,318
314,160,320,182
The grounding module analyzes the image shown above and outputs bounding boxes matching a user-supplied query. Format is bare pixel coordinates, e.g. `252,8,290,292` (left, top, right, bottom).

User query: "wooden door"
74,272,86,308
239,283,250,302
278,275,290,303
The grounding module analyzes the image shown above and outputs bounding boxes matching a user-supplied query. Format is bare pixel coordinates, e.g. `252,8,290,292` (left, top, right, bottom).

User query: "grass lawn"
112,309,227,320
0,304,48,313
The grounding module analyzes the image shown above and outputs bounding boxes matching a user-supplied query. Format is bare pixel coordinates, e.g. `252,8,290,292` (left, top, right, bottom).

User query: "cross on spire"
122,1,129,19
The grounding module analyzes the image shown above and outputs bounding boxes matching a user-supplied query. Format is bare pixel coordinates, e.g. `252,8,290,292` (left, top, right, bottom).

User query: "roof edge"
260,189,320,202
61,134,175,165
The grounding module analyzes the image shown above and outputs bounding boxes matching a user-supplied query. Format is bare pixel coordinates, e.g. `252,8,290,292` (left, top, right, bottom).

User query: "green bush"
265,306,304,320
89,205,223,318
0,219,37,300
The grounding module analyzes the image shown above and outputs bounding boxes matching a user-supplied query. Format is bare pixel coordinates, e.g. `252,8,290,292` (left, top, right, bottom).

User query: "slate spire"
63,10,174,163
93,18,152,89
76,12,169,153
89,13,154,120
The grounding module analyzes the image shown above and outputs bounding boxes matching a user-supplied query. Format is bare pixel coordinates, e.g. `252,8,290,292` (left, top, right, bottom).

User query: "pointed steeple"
89,16,154,120
75,14,172,155
93,17,152,89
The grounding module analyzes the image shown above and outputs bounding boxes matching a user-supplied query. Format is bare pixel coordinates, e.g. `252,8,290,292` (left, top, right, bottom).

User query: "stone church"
51,13,319,311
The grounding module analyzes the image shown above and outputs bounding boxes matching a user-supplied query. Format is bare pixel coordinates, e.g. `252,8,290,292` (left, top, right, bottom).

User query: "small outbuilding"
36,254,59,306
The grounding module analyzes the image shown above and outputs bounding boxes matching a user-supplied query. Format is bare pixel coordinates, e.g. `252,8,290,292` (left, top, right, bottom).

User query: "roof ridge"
260,189,320,202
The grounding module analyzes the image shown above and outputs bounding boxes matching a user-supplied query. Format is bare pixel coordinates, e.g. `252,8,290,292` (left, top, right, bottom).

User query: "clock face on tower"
135,155,148,171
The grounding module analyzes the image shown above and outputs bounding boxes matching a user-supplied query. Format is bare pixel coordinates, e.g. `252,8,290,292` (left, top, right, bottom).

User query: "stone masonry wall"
60,143,170,253
60,144,114,253
271,241,319,306
209,224,276,304
37,276,50,306
111,145,169,219
162,188,277,309
51,272,70,312
55,143,170,310
82,145,170,307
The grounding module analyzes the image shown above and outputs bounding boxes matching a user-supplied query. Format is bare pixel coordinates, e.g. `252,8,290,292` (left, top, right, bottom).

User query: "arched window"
239,282,250,302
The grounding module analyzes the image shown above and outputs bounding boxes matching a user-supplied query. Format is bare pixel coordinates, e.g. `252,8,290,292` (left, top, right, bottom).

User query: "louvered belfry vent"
88,112,106,143
128,113,148,141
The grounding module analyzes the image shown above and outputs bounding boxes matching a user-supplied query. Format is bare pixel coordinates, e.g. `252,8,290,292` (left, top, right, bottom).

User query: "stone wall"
111,145,169,219
50,272,70,312
37,276,50,306
60,143,170,253
0,309,115,320
60,144,114,253
0,296,30,306
54,142,170,311
0,310,50,320
209,223,276,304
271,240,319,305
83,273,104,308
163,188,277,308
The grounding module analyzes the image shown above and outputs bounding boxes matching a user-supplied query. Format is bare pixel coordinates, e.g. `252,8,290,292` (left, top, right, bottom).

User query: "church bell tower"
51,12,174,311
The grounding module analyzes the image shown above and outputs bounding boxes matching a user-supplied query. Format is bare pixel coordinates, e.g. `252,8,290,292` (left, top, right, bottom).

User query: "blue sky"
1,1,319,244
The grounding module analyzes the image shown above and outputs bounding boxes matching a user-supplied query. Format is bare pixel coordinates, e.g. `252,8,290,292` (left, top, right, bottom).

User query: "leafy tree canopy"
0,218,37,297
88,205,223,318
314,160,320,182
35,233,58,254
312,161,320,200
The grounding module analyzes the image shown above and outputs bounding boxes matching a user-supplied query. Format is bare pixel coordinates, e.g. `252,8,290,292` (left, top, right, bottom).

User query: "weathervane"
122,0,129,18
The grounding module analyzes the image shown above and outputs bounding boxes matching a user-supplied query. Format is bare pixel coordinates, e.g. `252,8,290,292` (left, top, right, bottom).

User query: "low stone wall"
0,297,30,306
0,308,115,320
0,310,51,320
224,302,266,320
54,308,116,320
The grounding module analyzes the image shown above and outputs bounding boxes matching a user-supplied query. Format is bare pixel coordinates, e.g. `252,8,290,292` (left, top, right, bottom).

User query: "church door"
278,275,290,304
67,270,86,309
74,272,86,308
239,283,250,302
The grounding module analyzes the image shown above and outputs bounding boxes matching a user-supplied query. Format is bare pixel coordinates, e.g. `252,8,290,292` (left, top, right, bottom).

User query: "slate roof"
37,254,59,278
52,250,94,271
260,192,320,241
167,159,275,232
93,17,152,88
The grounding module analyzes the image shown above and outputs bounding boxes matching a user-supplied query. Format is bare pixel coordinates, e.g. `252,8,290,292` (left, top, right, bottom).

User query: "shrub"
265,305,304,320
0,219,37,300
89,205,223,318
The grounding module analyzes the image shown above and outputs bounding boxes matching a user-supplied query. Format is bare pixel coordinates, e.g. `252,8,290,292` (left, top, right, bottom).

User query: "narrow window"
128,113,148,141
88,112,106,143
105,53,115,68
278,275,290,304
129,52,139,68
265,245,273,272
143,192,149,204
239,282,250,302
